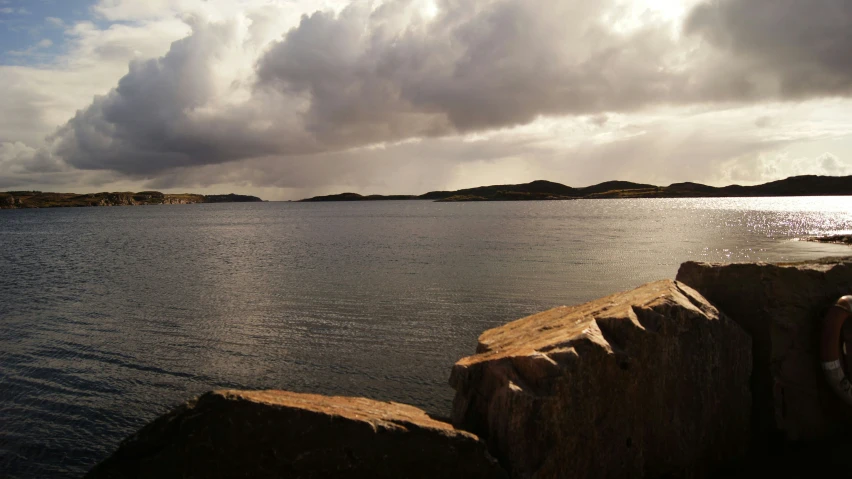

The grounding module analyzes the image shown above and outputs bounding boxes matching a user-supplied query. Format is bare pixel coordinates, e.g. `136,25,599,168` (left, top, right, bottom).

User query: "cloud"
7,38,54,57
256,0,692,134
0,141,80,189
0,6,29,14
54,0,696,177
685,0,852,101
754,116,772,128
817,152,848,176
122,105,820,199
53,16,305,175
0,14,189,145
5,0,852,196
723,151,851,184
0,68,58,144
45,16,65,28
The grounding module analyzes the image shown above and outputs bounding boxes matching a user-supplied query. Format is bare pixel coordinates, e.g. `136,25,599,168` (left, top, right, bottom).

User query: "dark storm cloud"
47,0,852,179
686,0,852,100
256,0,680,136
52,20,309,174
53,0,689,175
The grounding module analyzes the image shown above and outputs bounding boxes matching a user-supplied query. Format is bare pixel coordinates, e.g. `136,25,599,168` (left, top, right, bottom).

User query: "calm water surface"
2,198,852,478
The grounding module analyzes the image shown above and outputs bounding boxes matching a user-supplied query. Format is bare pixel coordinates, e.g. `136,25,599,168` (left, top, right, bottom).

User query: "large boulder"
85,390,507,479
450,280,751,479
677,257,852,444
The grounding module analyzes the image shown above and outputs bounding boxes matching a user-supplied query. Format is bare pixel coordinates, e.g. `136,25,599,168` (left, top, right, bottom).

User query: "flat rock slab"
450,280,751,479
677,257,852,443
84,390,507,479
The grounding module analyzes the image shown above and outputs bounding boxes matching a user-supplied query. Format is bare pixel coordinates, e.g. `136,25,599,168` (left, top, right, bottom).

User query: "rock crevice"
677,257,852,444
450,280,752,479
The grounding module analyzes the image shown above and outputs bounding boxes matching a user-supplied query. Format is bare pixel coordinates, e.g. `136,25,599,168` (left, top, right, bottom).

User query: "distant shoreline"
0,191,263,209
298,175,852,202
804,235,852,245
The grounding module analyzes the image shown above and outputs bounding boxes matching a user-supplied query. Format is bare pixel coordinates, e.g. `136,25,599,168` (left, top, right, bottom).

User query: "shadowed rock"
450,280,752,479
677,257,852,444
84,390,507,479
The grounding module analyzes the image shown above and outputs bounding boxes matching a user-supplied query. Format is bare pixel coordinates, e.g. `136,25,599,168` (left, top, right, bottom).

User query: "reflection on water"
1,198,851,478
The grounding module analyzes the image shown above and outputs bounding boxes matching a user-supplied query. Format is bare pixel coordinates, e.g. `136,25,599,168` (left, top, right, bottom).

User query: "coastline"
803,235,852,245
298,174,852,202
0,191,263,209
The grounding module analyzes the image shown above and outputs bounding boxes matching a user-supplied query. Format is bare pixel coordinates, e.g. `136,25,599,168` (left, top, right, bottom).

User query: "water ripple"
2,198,852,478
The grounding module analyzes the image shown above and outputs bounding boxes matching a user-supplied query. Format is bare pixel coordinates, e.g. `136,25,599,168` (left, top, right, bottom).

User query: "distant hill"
297,175,852,202
0,191,263,209
203,193,265,203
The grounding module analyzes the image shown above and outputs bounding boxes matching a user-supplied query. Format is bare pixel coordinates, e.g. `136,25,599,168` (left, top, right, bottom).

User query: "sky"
1,0,851,200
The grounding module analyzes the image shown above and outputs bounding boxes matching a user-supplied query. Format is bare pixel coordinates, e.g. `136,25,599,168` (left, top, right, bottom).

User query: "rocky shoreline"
804,235,852,245
84,257,852,478
0,191,263,209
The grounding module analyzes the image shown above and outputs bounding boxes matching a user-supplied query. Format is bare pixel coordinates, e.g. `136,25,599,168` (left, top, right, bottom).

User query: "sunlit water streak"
1,197,851,478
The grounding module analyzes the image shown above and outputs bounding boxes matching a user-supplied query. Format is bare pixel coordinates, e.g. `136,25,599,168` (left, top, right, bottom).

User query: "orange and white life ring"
821,295,852,405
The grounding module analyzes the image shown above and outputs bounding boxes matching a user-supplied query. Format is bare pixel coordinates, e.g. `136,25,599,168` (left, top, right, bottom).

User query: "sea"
2,197,851,478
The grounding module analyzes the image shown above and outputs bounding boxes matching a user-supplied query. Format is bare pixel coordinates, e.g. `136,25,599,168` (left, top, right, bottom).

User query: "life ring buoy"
821,295,852,405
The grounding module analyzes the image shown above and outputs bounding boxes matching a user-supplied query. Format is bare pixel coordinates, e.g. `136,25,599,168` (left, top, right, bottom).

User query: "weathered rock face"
84,389,506,479
450,280,752,479
677,257,852,444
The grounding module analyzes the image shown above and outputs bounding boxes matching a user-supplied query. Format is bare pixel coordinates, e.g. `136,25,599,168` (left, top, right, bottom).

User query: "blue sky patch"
0,0,96,65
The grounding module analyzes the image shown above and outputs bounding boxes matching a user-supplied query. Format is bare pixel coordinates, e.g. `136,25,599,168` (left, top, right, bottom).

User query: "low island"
804,235,852,245
299,174,852,202
0,191,263,209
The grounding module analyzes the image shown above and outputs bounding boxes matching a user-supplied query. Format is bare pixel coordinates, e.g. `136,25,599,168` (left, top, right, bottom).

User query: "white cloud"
723,152,851,185
45,16,65,28
0,14,190,143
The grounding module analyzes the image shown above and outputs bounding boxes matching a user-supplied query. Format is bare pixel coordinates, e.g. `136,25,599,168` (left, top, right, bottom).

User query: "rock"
676,257,852,444
450,280,751,479
803,235,852,245
84,389,506,479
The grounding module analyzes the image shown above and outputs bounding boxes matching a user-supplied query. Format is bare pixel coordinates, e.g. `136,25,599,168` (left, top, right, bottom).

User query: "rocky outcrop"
97,193,137,206
204,193,264,203
450,280,752,478
803,235,852,245
161,194,205,205
0,191,256,208
84,390,506,479
677,258,852,444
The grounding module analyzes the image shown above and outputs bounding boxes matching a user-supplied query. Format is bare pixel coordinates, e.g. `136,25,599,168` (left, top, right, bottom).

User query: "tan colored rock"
676,257,852,443
85,390,506,479
450,280,751,479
